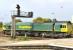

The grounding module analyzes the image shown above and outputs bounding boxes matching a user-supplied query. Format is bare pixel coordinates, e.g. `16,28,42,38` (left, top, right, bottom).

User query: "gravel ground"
0,33,73,50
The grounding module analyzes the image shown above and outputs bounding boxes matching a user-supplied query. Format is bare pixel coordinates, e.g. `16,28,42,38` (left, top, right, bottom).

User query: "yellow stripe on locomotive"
19,26,32,29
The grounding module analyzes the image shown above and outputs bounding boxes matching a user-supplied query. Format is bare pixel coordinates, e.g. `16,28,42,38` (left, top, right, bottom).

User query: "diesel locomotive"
2,21,73,38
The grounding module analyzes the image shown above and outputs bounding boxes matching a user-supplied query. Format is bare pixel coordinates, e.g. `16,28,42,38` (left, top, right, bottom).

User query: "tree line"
15,17,56,23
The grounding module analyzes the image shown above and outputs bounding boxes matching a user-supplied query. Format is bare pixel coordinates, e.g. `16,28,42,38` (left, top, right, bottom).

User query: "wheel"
34,33,39,37
40,32,47,38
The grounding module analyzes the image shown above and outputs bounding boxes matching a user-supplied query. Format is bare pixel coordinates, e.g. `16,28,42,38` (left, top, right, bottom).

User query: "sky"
0,0,73,23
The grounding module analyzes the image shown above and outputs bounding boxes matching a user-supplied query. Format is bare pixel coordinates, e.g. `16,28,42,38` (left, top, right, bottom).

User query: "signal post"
11,16,16,38
11,4,33,39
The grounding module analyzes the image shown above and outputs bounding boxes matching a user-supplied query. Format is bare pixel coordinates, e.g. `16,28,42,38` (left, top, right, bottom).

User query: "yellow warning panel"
61,28,68,32
61,23,68,32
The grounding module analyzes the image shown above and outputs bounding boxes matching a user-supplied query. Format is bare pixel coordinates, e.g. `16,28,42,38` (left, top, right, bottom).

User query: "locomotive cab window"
60,25,66,28
63,25,66,28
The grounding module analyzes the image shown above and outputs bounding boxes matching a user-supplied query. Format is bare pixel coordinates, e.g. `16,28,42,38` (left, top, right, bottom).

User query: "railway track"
0,32,73,50
0,45,73,50
0,48,53,50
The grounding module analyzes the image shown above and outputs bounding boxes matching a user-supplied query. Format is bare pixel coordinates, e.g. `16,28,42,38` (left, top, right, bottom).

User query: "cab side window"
60,25,62,28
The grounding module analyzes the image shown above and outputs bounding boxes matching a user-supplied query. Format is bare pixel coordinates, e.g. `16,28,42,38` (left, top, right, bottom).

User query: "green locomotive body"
3,21,73,38
33,23,53,31
32,23,53,36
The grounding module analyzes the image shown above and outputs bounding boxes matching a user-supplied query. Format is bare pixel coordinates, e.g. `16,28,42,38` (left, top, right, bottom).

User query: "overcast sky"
0,0,73,23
